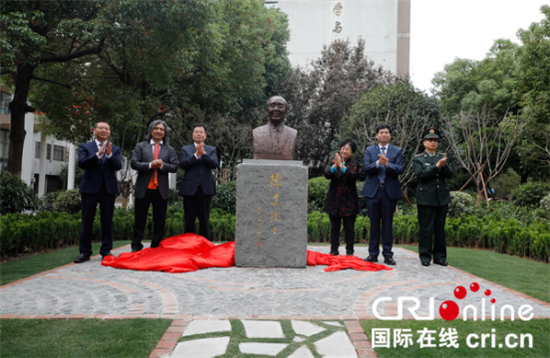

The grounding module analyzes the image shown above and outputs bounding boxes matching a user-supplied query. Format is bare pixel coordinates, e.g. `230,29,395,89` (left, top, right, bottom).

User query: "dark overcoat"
412,151,453,206
322,159,360,217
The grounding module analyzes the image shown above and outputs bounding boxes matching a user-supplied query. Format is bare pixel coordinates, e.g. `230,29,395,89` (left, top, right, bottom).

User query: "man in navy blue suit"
178,124,219,240
74,121,122,263
362,124,403,265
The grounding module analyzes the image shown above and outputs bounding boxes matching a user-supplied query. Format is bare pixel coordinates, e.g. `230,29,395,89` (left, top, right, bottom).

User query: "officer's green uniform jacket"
412,151,453,206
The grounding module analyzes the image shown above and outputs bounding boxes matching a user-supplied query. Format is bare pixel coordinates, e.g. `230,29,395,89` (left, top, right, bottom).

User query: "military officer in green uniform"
413,127,453,267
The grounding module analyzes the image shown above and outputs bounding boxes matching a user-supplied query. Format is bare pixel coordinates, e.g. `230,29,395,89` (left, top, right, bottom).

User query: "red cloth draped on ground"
101,233,392,273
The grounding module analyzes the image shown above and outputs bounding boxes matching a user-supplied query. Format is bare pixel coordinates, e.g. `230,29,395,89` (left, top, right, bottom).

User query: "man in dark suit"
362,124,403,265
130,120,178,252
413,127,453,267
179,124,219,240
74,121,122,263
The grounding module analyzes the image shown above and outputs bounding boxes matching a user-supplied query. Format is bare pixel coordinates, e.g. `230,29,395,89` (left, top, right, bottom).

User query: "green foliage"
491,168,521,196
447,191,476,218
540,193,550,221
432,39,520,118
211,181,237,214
274,38,398,167
52,189,81,214
0,171,37,214
37,191,60,212
340,80,441,188
308,177,330,213
513,5,550,173
510,181,550,207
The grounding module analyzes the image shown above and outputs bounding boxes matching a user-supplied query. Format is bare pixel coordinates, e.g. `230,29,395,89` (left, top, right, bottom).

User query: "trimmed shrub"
0,171,37,214
211,180,237,214
53,189,82,214
37,191,60,212
510,181,550,207
308,177,330,213
448,191,476,218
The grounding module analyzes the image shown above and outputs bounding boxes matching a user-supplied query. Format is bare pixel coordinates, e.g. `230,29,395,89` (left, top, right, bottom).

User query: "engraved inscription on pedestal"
235,160,308,268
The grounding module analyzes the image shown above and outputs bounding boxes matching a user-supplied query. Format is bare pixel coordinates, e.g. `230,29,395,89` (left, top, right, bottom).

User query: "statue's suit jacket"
178,144,219,196
252,123,297,160
131,141,178,200
361,144,403,201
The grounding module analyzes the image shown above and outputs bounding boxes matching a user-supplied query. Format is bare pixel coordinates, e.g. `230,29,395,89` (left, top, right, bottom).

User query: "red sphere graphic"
470,282,480,292
484,289,492,296
491,298,496,304
439,300,460,321
454,286,467,299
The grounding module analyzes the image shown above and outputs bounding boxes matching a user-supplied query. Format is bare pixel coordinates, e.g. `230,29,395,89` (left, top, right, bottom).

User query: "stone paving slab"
1,246,548,319
2,244,549,358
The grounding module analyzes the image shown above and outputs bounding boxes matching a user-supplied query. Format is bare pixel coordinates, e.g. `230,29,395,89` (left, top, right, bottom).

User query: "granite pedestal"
235,159,308,267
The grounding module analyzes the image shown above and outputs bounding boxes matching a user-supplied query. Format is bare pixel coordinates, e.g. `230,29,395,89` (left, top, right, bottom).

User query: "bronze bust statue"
253,96,297,160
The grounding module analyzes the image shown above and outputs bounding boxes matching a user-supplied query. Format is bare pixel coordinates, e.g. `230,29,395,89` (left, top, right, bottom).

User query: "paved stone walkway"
1,245,549,357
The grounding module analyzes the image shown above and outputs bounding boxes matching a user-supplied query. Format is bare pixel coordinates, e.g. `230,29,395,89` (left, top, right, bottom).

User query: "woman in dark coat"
323,138,360,256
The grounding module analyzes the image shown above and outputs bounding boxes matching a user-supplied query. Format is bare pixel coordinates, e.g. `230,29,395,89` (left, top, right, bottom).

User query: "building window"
53,145,65,161
35,141,41,159
47,143,51,160
0,92,10,114
265,1,277,9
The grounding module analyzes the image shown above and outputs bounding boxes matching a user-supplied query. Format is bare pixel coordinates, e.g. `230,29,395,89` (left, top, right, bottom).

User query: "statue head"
266,96,288,126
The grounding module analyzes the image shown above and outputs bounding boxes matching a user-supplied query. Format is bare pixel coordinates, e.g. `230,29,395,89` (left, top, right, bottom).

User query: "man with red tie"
74,121,122,263
130,120,178,252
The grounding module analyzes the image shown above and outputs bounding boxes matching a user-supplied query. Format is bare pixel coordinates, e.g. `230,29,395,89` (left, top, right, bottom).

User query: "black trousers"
79,182,115,256
417,204,448,263
365,185,397,257
183,186,212,240
329,215,356,254
131,189,168,251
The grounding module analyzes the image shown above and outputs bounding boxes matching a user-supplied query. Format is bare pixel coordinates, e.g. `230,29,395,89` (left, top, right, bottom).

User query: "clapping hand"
196,142,206,156
98,142,110,157
378,152,389,167
334,152,344,170
151,159,164,169
437,155,447,168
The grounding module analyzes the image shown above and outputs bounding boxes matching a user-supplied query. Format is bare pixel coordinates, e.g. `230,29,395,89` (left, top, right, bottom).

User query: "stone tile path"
1,245,549,358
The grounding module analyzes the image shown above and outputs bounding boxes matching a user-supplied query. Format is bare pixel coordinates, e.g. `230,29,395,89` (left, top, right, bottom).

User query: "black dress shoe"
434,260,448,266
364,255,378,263
346,251,354,256
74,254,90,263
131,248,141,253
384,256,396,265
101,252,113,260
329,251,339,256
421,261,430,267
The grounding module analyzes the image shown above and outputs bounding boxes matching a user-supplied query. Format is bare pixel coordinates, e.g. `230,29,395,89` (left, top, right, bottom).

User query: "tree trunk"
7,63,36,178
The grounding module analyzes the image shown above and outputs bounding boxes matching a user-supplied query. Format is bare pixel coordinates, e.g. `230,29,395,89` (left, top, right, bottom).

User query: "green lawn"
400,245,550,303
0,318,171,358
0,241,131,285
362,318,550,358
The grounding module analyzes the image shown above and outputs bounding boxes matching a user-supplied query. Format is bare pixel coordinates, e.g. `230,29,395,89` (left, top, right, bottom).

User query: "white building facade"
269,0,410,75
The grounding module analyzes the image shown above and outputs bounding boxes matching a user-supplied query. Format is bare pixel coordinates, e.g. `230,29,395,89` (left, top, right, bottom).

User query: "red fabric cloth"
102,233,392,273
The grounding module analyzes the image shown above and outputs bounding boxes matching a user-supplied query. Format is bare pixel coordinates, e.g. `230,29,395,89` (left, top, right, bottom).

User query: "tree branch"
31,75,72,89
38,38,105,64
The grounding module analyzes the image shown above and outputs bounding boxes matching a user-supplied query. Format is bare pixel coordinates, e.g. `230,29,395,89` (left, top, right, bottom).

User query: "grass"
0,318,172,358
400,245,550,303
177,319,346,358
361,318,550,358
0,241,131,286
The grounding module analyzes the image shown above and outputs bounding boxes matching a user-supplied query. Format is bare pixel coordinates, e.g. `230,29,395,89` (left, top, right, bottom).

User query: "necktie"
378,146,386,182
148,143,160,189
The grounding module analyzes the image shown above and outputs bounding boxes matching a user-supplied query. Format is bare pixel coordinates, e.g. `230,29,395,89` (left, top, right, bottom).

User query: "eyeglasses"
96,126,110,131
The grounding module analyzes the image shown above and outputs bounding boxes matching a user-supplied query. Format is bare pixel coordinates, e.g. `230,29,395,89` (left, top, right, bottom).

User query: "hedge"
3,208,549,262
307,210,550,262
